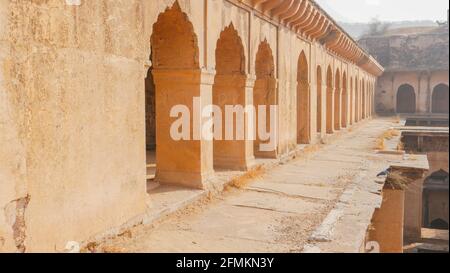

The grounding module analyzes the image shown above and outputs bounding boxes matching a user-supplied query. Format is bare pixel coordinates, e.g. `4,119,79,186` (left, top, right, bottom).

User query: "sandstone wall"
1,0,148,252
0,0,378,252
0,0,29,253
376,70,449,114
361,28,449,115
359,28,449,72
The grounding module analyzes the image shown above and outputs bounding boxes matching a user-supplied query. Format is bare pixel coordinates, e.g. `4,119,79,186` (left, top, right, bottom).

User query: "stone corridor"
0,0,383,252
95,118,403,253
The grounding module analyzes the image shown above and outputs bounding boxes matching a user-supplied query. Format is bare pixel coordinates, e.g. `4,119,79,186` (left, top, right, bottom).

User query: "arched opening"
149,3,208,189
342,73,348,127
297,51,310,144
355,80,358,120
254,40,277,158
368,84,372,117
316,66,322,133
371,83,375,116
362,79,366,119
396,84,416,113
368,83,370,117
326,66,334,134
432,84,449,114
214,24,253,169
430,219,449,230
423,169,449,230
334,69,341,130
349,77,353,125
145,68,156,181
371,84,375,116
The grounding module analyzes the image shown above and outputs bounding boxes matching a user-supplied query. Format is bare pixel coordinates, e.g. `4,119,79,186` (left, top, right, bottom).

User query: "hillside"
340,20,439,39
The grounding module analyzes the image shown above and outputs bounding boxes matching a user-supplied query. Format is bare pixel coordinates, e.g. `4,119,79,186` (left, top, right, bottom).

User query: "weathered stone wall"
359,28,449,72
0,0,378,252
0,0,28,253
376,70,449,114
1,0,148,252
425,191,449,227
361,27,449,115
369,187,405,253
402,134,448,241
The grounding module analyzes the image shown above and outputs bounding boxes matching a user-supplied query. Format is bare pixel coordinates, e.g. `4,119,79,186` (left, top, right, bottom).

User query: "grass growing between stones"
375,129,401,150
226,166,266,190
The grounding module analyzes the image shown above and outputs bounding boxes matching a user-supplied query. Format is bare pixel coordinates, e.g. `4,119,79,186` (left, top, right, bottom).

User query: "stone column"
326,86,335,134
213,75,256,171
298,81,311,144
427,73,432,113
334,87,342,130
152,69,214,189
404,177,424,242
316,83,326,136
254,77,278,159
362,89,367,120
368,186,405,253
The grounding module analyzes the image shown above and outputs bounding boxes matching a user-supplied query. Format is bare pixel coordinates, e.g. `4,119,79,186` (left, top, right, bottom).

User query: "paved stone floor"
95,118,400,253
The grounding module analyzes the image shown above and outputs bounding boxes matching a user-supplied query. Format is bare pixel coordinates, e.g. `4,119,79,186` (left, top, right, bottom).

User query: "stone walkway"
95,118,401,253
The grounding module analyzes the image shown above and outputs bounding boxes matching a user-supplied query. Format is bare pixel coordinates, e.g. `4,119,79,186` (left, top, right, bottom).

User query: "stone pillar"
404,177,424,242
254,77,278,158
368,87,372,118
298,82,311,144
417,72,422,113
368,186,405,253
326,86,335,134
152,69,214,189
213,75,256,170
356,89,361,122
317,83,326,136
427,73,432,113
334,87,342,130
342,88,348,128
355,87,358,122
349,85,354,126
362,89,367,120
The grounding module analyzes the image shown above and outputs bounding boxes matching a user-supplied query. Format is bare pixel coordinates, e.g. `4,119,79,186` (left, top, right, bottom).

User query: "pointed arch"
215,24,245,75
349,76,353,125
254,39,277,158
326,66,334,133
213,24,253,169
149,2,207,188
342,72,348,127
355,77,359,122
362,79,366,119
317,66,323,133
297,51,310,144
396,84,416,114
334,69,341,130
432,84,449,114
151,2,199,70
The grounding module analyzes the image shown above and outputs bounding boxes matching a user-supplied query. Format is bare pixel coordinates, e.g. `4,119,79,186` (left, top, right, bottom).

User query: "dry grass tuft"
227,166,265,190
303,144,321,155
382,129,400,140
375,129,401,150
101,245,127,253
386,171,410,190
397,141,404,151
375,137,386,150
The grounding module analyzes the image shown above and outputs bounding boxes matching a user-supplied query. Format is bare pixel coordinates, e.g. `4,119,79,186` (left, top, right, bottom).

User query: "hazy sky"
315,0,449,23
